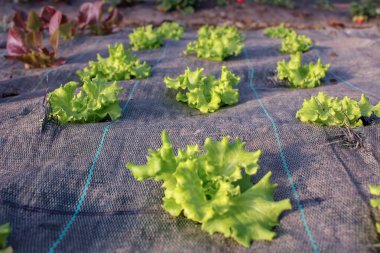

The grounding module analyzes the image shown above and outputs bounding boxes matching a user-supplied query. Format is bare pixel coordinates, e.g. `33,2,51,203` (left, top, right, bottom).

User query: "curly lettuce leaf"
280,32,312,54
129,25,163,51
48,78,123,124
157,22,184,40
0,223,12,253
164,66,240,113
263,23,294,38
126,130,291,247
184,25,245,61
77,43,151,81
296,92,380,127
277,52,330,88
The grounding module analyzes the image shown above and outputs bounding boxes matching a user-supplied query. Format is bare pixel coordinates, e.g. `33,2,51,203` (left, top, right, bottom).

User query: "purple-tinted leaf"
6,27,28,56
103,8,123,33
78,1,121,35
12,10,27,31
78,2,98,29
49,10,63,36
40,6,58,28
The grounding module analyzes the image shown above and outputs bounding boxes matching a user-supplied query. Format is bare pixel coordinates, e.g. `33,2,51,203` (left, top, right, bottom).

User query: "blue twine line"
314,49,380,100
244,48,320,253
48,123,111,253
48,44,168,253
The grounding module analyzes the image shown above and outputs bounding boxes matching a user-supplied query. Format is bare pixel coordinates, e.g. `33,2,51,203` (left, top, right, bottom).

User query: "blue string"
314,49,380,100
244,49,320,253
48,123,111,253
48,45,168,253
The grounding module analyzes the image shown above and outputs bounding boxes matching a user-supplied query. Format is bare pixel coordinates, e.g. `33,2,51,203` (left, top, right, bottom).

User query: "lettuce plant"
48,78,123,124
280,31,312,53
184,25,245,61
78,0,123,35
77,43,151,81
129,25,163,51
277,52,330,88
263,23,294,38
164,66,240,113
4,7,67,68
157,22,184,40
0,223,12,253
126,130,291,247
369,184,380,233
40,6,76,40
158,0,198,13
296,92,380,128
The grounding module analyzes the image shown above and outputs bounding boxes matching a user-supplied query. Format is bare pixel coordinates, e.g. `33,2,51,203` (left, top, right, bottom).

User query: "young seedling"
77,43,151,81
263,23,294,38
129,25,163,51
164,66,240,113
48,78,123,124
296,92,380,128
280,31,313,54
126,130,291,248
4,7,68,69
184,25,245,61
77,0,123,35
276,53,330,88
157,22,184,40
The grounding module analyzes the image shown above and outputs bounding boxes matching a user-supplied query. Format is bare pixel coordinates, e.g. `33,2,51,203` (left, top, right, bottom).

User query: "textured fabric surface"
0,27,380,253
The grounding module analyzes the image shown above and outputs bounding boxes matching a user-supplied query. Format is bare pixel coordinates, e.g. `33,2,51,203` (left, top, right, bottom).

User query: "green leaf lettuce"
126,130,292,247
184,25,245,61
48,78,123,124
77,43,151,81
296,92,380,127
164,66,240,113
277,52,330,88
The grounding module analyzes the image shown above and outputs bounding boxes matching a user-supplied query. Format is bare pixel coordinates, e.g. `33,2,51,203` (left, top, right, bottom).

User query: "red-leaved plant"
4,7,70,69
77,0,123,35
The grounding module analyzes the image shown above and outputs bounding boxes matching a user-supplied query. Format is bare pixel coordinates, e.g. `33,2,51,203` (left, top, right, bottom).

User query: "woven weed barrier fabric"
0,27,380,253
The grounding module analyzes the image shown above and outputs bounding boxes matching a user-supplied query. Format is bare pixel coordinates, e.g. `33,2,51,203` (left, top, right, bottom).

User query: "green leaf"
202,172,292,247
0,223,11,252
77,43,151,81
48,78,123,124
280,31,312,54
263,23,294,38
125,130,292,247
164,66,240,113
277,52,330,88
26,11,42,32
296,92,380,128
370,184,380,196
373,102,380,117
358,94,374,117
129,25,163,51
157,22,184,40
184,25,245,61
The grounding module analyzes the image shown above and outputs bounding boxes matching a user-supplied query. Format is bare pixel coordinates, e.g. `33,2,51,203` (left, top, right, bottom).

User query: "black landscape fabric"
0,27,380,253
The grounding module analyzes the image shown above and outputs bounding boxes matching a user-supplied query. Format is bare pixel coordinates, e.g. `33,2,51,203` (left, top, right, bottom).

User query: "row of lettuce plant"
46,23,292,248
6,22,380,248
